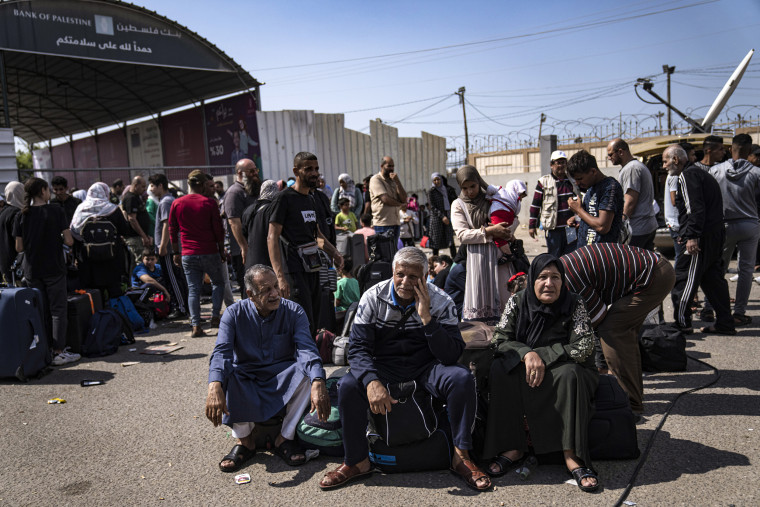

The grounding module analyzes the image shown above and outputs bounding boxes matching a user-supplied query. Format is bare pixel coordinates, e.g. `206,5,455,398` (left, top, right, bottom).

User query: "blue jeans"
670,228,685,265
182,254,226,326
374,225,400,247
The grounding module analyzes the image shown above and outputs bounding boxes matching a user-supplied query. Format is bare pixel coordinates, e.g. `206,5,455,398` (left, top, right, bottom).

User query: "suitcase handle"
74,289,95,314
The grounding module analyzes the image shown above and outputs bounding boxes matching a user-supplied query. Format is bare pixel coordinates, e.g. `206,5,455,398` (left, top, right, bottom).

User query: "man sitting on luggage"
319,247,491,491
206,264,330,473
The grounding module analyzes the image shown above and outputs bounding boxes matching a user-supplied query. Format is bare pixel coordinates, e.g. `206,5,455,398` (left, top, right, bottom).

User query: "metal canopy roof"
0,0,260,143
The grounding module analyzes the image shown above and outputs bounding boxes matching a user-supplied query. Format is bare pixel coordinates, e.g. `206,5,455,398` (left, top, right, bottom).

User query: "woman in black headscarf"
483,253,600,492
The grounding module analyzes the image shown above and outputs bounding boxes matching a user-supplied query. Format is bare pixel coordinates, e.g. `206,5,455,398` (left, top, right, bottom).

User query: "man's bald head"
132,175,146,194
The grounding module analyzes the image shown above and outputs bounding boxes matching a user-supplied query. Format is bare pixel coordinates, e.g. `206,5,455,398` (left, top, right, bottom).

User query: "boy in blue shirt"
132,249,171,303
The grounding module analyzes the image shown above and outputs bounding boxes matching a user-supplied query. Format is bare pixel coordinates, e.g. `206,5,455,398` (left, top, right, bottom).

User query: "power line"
252,0,718,71
339,94,451,114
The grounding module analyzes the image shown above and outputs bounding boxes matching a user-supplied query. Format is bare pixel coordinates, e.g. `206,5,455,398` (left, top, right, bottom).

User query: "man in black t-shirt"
50,176,82,224
121,175,153,271
268,152,343,335
224,158,259,298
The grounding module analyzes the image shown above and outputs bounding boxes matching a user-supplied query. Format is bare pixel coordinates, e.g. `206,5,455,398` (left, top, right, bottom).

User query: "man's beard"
245,176,261,198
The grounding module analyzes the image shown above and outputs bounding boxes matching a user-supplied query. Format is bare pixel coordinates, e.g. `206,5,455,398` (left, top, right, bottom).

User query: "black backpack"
83,309,134,357
367,230,397,263
80,217,118,261
356,260,393,293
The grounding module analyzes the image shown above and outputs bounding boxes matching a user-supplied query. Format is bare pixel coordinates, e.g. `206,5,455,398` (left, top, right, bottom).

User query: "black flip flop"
273,439,307,466
219,444,256,473
486,453,524,478
570,466,599,493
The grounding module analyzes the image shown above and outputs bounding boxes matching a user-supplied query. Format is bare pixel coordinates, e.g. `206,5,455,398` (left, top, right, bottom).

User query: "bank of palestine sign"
0,0,236,71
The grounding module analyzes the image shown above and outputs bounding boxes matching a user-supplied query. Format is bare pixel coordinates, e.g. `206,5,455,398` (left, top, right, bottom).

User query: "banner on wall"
127,119,163,167
204,92,261,174
162,108,205,167
98,129,129,167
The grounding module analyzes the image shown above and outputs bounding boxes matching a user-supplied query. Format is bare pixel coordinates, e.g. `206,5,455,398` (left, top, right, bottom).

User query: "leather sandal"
319,463,375,490
487,452,524,477
273,439,306,466
219,444,256,473
570,466,599,493
450,458,492,491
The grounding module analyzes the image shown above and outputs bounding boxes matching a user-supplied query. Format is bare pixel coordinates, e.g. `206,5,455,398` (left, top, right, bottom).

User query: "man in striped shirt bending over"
561,243,675,415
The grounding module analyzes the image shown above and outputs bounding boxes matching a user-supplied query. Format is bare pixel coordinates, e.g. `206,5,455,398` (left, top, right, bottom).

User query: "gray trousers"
704,219,760,316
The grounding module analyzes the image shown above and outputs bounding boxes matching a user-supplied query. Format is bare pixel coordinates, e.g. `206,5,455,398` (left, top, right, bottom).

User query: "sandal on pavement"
219,444,256,473
319,463,375,490
699,325,737,336
570,467,599,493
450,458,492,491
487,453,524,478
733,314,752,327
273,439,306,466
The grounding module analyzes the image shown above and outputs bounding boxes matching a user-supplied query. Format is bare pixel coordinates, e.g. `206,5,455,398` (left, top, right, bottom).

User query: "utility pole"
537,113,546,140
663,64,675,134
456,87,469,163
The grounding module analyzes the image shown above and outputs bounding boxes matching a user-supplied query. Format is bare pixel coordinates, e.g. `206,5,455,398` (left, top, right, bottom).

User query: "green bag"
296,377,344,456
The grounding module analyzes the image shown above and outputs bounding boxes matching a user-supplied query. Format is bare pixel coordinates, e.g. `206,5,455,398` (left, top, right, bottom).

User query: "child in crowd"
487,180,528,261
131,248,172,303
334,258,360,312
399,202,418,247
427,255,438,283
335,198,358,233
507,271,527,294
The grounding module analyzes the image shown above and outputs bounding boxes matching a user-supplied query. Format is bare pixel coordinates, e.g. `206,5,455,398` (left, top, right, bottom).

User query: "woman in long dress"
428,172,457,257
483,254,600,492
450,165,513,323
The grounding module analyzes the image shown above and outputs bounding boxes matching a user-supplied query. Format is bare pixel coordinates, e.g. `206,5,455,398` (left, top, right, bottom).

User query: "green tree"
16,148,32,170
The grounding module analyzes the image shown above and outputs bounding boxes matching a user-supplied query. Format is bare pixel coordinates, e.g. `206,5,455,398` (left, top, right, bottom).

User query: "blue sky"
111,0,760,144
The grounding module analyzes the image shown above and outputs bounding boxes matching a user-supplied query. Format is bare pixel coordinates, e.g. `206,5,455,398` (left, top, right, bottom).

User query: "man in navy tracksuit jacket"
665,145,736,335
319,247,490,492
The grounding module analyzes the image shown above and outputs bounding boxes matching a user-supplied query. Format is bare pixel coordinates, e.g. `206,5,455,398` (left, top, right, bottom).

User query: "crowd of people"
3,133,759,493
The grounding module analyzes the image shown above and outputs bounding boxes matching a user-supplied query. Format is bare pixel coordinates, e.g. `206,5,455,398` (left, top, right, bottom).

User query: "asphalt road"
1,235,758,506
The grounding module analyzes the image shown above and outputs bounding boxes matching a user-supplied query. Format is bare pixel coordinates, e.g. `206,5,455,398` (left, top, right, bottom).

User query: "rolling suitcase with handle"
0,287,51,381
66,289,102,354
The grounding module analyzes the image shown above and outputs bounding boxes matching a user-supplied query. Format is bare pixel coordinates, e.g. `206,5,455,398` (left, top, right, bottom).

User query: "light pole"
456,87,469,163
663,64,675,134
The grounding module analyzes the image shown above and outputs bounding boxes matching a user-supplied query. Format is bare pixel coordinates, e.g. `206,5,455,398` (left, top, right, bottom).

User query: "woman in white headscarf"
0,181,25,283
330,173,363,218
71,182,132,302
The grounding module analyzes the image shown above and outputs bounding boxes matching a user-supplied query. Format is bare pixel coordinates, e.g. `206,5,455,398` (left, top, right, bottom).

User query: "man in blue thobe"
206,264,329,473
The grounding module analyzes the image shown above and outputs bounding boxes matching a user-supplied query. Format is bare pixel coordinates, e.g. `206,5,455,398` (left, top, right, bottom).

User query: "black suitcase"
357,260,393,293
367,230,397,263
317,288,338,334
0,287,51,381
66,289,102,354
588,374,640,460
349,233,366,265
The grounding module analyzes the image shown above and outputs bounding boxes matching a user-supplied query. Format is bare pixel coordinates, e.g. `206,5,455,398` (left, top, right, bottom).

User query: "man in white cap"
528,150,579,256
